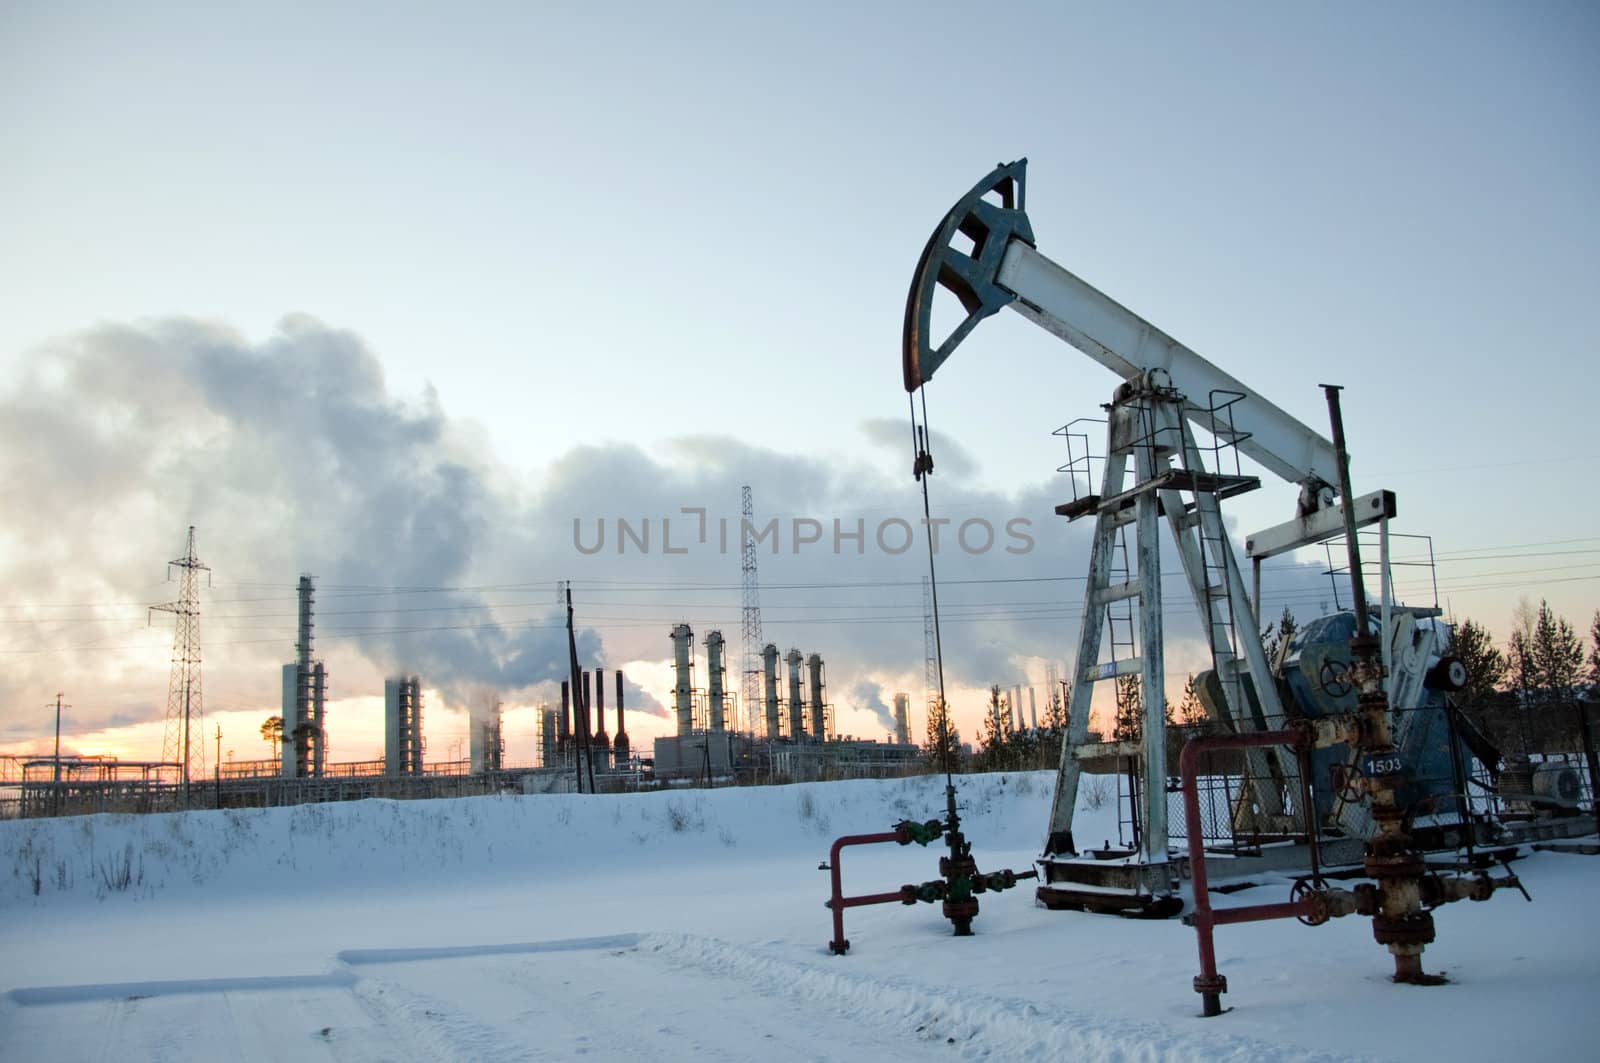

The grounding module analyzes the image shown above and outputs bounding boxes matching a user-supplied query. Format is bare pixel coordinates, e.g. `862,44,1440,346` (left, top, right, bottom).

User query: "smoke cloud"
0,314,1334,744
847,679,897,735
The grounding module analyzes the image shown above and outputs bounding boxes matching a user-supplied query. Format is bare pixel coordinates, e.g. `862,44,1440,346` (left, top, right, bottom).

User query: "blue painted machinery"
1276,609,1493,843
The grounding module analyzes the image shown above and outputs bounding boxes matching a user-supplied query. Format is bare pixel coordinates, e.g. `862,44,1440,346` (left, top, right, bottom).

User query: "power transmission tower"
739,485,763,734
151,526,210,796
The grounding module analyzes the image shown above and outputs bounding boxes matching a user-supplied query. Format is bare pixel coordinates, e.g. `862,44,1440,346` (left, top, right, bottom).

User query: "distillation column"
706,630,727,732
786,648,806,740
807,653,827,742
672,623,694,736
763,643,782,739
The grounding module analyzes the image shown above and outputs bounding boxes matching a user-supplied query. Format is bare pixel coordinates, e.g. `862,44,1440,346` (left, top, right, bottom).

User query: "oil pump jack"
903,160,1526,1006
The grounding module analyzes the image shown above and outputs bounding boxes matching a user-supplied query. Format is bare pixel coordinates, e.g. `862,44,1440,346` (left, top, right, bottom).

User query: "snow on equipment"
902,159,1535,1013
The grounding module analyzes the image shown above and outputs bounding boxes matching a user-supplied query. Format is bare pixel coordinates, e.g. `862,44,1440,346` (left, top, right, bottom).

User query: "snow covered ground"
2,772,1595,1061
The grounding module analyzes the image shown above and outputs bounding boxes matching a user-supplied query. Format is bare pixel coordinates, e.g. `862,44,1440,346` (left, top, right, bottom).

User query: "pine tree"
1531,600,1584,707
1450,617,1506,710
1113,674,1142,742
1508,599,1583,709
259,715,283,767
1262,607,1299,661
977,685,1011,770
923,696,961,771
1176,673,1208,728
1588,610,1599,691
1045,683,1069,733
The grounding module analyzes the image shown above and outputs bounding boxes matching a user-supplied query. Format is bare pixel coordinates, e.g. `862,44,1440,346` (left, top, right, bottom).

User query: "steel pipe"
825,830,908,955
1180,729,1312,1016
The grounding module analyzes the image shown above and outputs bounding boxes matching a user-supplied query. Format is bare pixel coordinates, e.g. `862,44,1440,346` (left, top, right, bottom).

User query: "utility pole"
51,693,67,783
562,582,595,794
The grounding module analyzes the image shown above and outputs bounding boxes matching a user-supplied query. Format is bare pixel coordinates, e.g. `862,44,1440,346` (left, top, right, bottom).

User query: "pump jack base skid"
1035,851,1188,918
1036,884,1185,918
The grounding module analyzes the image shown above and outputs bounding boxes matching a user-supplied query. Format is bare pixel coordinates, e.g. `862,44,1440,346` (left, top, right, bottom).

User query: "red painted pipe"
1180,729,1313,1016
826,830,905,954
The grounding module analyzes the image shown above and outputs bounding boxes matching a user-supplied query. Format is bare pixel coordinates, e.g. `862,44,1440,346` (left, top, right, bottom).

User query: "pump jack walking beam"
905,160,1341,509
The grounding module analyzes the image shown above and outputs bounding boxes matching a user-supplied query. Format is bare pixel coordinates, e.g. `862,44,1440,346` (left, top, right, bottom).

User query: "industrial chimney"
540,706,558,768
672,623,694,736
283,575,327,778
593,668,609,771
893,692,910,745
384,676,423,776
311,662,327,776
786,648,805,740
580,669,593,748
612,670,629,767
559,680,572,765
806,653,827,743
470,699,503,774
706,630,727,732
762,643,781,739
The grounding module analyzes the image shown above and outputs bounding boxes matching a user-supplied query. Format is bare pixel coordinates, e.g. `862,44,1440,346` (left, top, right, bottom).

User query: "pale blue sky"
2,2,1597,753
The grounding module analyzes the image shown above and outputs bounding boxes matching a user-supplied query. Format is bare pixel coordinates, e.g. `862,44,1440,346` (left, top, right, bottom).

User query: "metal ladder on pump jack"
1055,416,1136,852
1054,389,1180,880
1123,384,1300,849
1055,419,1139,856
1177,391,1303,846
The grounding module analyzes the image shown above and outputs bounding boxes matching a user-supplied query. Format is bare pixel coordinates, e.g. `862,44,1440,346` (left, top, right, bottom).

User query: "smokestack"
706,630,726,732
893,692,910,745
613,669,629,765
311,662,327,776
471,699,503,774
409,677,424,775
672,623,694,736
593,669,609,771
763,643,781,740
786,648,805,740
1013,685,1022,731
285,574,316,779
581,669,593,741
383,676,423,776
560,681,571,739
806,653,826,742
1029,686,1038,731
540,706,557,768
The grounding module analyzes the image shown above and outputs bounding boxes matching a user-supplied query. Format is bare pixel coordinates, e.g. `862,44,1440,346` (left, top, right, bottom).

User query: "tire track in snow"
348,975,534,1063
635,933,1377,1063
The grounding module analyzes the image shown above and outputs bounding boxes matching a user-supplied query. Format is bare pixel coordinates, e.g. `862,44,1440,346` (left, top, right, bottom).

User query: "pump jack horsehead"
902,160,1526,1014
